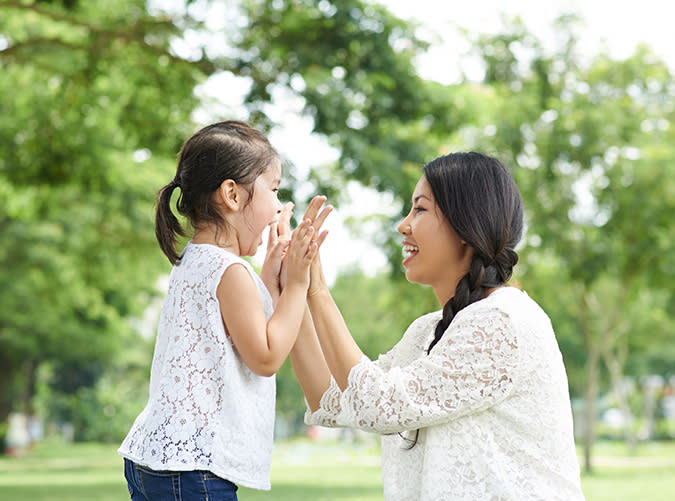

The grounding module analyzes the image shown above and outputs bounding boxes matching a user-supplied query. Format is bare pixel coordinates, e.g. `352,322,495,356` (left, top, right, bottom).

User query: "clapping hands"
261,196,332,300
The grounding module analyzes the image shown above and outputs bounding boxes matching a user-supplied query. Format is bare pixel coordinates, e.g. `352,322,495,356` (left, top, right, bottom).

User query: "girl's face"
397,175,473,305
238,160,283,256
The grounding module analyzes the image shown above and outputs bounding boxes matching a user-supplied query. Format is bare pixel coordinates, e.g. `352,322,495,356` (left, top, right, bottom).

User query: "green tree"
461,15,675,470
0,0,439,441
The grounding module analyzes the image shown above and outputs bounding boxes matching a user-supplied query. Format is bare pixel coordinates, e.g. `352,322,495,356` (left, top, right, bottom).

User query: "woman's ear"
461,242,474,262
218,179,241,211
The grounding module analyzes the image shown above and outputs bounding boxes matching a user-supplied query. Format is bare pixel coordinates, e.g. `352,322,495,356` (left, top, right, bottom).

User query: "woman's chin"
404,268,418,284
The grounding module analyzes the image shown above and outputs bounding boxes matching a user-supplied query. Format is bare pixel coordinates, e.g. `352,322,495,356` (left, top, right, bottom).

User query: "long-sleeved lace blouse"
306,287,585,500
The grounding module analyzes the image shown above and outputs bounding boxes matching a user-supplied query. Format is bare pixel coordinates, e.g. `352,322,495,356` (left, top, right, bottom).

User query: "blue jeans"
124,459,238,500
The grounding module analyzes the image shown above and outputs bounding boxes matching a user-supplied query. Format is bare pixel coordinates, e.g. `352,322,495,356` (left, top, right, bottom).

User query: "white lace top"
306,287,585,500
119,243,276,490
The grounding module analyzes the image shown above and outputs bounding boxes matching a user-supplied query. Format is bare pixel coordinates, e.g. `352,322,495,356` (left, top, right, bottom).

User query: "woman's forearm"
307,288,363,390
289,308,331,411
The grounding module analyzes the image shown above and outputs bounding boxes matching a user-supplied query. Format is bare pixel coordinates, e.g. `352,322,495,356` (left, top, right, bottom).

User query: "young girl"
118,121,327,500
292,152,585,500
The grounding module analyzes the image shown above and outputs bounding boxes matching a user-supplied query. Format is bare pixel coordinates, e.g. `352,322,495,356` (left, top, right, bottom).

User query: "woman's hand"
300,196,332,297
280,196,332,291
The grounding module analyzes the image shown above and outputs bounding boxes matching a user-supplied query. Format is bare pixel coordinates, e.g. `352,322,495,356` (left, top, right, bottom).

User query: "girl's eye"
413,206,425,213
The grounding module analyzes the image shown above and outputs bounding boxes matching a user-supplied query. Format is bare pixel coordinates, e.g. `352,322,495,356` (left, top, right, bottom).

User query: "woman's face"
397,175,473,304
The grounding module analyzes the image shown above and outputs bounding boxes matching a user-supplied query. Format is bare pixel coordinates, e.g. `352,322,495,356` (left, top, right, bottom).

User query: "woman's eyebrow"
413,194,431,204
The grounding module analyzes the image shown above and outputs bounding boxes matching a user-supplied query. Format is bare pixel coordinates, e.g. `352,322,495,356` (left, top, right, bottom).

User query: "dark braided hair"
424,152,523,353
397,152,524,450
155,121,279,264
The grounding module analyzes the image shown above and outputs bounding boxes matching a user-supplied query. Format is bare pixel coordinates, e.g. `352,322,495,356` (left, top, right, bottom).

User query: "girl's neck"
191,224,240,255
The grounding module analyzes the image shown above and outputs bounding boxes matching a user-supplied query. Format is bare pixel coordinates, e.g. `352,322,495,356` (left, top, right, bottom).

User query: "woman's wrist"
307,284,331,300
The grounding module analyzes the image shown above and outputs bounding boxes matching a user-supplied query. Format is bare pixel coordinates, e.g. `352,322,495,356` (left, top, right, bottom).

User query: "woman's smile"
402,241,419,266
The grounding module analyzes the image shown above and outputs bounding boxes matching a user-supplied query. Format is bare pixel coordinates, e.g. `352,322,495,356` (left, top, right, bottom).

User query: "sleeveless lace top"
306,287,585,500
119,243,276,490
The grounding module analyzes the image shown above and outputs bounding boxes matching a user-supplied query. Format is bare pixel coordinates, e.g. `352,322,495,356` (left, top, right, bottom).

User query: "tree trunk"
583,342,599,473
581,292,599,474
604,347,637,451
0,349,17,450
21,359,38,416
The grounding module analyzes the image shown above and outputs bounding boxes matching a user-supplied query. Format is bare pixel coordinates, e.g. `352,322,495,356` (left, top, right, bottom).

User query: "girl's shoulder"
175,242,257,287
181,242,249,269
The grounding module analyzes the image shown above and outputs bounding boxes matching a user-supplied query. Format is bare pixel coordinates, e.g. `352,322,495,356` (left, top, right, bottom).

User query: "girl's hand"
284,219,317,290
260,202,293,301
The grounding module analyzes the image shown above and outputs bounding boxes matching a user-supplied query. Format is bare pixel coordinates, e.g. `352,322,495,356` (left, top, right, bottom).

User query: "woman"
290,152,585,500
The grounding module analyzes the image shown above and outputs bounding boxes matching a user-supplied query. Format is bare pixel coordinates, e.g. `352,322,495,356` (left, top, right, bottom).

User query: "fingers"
300,196,333,246
302,230,327,271
302,195,327,223
312,205,333,234
315,229,329,249
290,219,315,254
267,221,278,248
266,222,288,260
278,202,293,241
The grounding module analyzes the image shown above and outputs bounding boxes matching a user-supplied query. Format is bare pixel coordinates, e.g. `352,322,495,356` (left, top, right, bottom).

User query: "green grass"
578,441,675,501
1,438,674,500
0,440,128,501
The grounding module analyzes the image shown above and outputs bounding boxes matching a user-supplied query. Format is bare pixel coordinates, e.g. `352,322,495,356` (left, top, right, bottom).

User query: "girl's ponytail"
155,179,186,265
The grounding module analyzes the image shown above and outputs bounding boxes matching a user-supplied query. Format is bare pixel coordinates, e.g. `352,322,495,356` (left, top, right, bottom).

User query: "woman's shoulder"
406,310,443,335
458,286,550,328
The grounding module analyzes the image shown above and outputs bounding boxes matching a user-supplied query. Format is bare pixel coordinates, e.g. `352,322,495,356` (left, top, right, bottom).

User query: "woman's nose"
397,215,410,235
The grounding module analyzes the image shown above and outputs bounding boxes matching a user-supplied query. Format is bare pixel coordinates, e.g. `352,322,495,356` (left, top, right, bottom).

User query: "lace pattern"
119,243,276,490
306,287,584,500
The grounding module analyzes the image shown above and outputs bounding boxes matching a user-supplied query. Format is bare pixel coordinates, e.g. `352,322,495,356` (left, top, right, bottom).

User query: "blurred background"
0,0,673,499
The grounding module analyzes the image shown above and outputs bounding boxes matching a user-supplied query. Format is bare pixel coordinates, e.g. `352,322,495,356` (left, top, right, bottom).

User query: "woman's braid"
423,152,523,354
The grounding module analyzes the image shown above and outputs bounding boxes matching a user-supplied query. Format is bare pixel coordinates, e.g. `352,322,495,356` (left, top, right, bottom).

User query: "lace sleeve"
338,306,520,433
304,375,344,427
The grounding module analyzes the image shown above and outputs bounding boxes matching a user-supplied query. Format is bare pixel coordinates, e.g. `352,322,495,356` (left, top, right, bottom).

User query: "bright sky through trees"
230,0,675,283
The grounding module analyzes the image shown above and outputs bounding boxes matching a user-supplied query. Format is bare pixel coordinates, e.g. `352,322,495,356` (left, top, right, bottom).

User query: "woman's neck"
434,285,503,307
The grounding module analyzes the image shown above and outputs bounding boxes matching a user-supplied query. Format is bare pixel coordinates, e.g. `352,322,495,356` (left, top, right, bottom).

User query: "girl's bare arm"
218,220,316,377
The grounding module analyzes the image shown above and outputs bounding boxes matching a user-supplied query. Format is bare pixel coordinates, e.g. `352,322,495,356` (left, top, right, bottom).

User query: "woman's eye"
413,206,425,213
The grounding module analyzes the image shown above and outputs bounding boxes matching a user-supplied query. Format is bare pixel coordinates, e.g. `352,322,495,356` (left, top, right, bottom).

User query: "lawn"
1,438,674,500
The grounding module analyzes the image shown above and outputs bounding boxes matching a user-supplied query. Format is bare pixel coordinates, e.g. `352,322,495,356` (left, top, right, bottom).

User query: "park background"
0,0,673,499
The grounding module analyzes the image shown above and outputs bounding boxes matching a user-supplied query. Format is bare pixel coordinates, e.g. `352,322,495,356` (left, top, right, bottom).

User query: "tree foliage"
0,0,209,429
1,1,672,460
0,0,442,440
448,15,675,469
